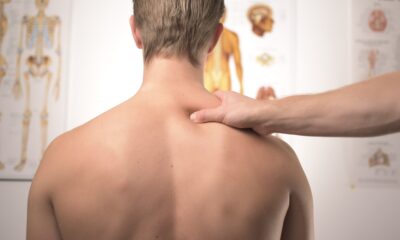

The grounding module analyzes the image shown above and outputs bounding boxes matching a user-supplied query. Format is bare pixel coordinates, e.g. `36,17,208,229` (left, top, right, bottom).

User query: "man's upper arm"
278,141,314,240
281,187,314,240
27,141,63,240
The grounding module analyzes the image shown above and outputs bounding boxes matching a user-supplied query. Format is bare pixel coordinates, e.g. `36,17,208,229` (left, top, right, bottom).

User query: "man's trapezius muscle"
12,0,61,172
205,11,243,94
28,75,313,240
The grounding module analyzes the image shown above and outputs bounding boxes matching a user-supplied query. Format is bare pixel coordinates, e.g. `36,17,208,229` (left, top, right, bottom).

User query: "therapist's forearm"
260,72,400,137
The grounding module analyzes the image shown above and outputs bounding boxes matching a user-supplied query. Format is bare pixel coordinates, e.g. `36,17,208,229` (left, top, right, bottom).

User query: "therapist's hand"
190,90,277,135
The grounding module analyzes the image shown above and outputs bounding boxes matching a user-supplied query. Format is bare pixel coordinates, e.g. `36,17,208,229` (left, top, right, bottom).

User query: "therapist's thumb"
190,108,224,124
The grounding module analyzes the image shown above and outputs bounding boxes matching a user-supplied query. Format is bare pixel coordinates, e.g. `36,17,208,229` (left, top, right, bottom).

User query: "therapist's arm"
191,72,400,137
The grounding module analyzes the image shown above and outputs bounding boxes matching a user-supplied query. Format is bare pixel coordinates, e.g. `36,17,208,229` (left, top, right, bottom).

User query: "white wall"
1,0,399,239
295,1,400,240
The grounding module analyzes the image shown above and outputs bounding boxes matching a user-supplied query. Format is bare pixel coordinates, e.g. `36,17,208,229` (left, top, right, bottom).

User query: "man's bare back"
27,75,313,239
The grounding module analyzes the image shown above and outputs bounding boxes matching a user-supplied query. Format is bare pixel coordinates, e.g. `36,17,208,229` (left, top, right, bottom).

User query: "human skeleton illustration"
0,0,11,171
204,10,244,94
0,0,10,85
12,0,61,172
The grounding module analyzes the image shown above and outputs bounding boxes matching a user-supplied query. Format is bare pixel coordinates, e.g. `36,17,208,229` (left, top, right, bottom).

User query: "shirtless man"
27,1,314,239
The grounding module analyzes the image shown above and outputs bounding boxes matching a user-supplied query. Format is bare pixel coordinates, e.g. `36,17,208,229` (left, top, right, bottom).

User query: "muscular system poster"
350,0,400,188
204,0,296,100
0,0,71,180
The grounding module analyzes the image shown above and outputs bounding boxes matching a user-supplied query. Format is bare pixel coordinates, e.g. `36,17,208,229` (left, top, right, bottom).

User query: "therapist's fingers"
190,91,228,123
190,107,225,123
213,90,226,100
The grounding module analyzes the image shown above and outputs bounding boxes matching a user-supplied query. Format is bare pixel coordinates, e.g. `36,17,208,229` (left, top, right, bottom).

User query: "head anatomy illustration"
369,9,387,32
247,4,274,37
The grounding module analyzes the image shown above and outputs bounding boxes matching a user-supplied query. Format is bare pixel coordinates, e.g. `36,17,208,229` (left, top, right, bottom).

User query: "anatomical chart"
0,0,71,180
349,0,400,188
351,0,400,80
204,0,296,100
349,136,400,188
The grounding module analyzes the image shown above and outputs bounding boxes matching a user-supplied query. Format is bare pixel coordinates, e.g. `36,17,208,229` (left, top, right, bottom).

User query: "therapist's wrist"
251,99,282,135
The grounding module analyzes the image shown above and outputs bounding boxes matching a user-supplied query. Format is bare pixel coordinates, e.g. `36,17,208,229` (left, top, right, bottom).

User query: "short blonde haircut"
133,0,225,66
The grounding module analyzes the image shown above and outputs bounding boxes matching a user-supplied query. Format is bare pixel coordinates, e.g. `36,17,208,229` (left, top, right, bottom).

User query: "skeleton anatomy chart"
350,0,400,188
0,0,71,180
204,0,296,100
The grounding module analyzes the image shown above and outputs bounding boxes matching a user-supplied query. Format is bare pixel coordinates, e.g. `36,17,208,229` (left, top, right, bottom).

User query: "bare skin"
191,72,400,137
27,17,314,240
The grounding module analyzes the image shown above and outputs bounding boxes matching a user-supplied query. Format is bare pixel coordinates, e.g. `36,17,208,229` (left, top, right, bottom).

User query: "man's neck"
137,57,219,113
142,57,205,89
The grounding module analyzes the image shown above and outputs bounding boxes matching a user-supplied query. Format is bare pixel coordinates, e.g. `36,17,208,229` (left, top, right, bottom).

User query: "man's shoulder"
212,126,308,200
35,109,119,177
219,124,297,159
46,119,100,158
226,128,302,181
205,122,299,171
37,127,88,173
260,135,298,162
38,100,148,170
257,136,300,172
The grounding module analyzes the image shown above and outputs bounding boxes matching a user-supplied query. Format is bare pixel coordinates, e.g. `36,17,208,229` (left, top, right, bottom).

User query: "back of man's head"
133,0,225,66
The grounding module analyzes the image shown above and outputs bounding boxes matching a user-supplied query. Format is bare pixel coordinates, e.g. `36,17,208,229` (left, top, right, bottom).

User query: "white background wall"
1,0,399,239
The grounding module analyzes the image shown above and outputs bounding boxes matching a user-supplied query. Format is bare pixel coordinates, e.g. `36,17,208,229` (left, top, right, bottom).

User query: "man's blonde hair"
133,0,225,66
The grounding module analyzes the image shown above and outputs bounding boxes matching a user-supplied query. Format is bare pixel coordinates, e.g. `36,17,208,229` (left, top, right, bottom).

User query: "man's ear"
130,15,143,49
208,23,224,53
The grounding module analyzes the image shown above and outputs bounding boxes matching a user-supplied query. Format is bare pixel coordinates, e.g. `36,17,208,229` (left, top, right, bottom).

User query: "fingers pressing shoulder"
213,90,227,100
190,107,225,124
190,91,229,123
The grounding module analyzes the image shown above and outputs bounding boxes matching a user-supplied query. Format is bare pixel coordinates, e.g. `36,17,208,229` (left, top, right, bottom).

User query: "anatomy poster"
351,0,400,81
204,0,296,100
349,136,400,188
0,0,71,180
350,0,400,188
